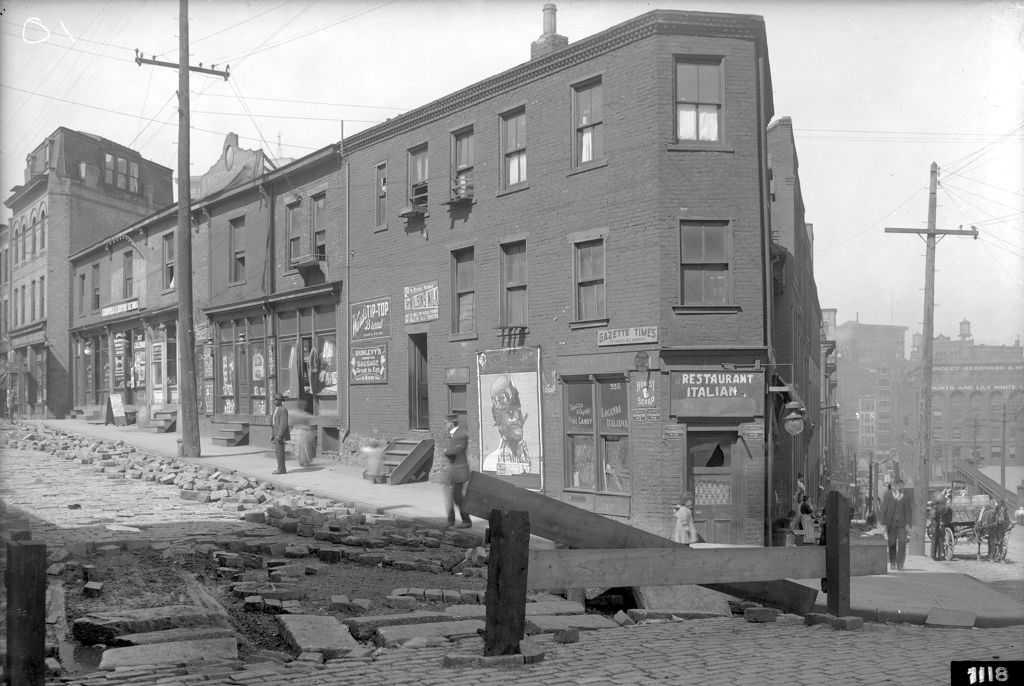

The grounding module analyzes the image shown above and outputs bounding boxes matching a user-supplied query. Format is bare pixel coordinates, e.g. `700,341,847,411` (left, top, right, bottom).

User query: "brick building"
4,128,172,419
1,222,9,417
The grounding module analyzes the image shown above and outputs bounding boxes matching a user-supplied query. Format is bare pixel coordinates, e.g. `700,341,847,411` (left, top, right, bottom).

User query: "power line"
816,185,927,252
192,109,382,124
941,181,1024,214
194,92,410,111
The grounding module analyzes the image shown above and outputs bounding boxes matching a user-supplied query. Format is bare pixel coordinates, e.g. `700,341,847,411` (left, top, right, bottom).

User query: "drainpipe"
342,127,351,441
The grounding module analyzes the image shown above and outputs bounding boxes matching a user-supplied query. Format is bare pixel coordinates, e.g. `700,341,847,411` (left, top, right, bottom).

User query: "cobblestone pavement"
3,436,1024,686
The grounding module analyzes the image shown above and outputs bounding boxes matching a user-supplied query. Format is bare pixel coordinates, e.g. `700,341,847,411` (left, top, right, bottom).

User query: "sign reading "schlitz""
350,297,390,341
670,370,764,417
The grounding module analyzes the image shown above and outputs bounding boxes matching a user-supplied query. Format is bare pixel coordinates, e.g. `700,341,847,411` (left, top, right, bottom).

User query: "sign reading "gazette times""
670,370,764,417
350,297,390,342
596,326,658,347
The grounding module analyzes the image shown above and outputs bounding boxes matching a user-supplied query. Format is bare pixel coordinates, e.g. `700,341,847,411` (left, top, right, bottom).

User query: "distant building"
4,128,172,418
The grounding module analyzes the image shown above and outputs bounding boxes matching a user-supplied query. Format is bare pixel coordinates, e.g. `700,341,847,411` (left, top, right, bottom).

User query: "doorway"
687,430,741,543
408,333,429,430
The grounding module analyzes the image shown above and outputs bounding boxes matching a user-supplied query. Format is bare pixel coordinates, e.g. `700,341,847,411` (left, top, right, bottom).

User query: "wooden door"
408,334,429,430
687,431,741,544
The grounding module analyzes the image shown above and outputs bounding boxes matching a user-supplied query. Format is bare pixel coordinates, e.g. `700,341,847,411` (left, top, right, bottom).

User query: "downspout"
342,127,351,441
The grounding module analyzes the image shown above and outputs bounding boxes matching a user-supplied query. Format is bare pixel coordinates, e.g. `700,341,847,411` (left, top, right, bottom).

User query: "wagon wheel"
943,527,955,561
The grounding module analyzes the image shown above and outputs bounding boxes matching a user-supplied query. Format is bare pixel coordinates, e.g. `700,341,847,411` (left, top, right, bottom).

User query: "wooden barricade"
5,534,47,686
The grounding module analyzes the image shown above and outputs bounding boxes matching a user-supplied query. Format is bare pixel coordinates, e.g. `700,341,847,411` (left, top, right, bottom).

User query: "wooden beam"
6,539,47,686
484,510,531,656
527,544,888,590
826,491,851,616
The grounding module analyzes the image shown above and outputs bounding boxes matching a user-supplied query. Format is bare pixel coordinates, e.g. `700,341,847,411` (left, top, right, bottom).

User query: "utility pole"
885,162,978,554
1002,405,1007,490
135,0,229,458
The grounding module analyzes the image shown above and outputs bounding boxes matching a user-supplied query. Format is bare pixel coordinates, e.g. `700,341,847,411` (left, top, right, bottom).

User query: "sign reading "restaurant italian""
670,370,764,417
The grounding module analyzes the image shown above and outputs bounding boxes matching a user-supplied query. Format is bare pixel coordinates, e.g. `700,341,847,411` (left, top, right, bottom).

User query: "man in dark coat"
880,478,914,570
444,413,472,528
271,394,290,475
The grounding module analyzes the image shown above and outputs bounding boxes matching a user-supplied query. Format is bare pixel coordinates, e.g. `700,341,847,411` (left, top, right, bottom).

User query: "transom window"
501,241,527,327
680,220,731,306
574,238,605,320
573,79,604,165
675,60,722,142
501,109,527,189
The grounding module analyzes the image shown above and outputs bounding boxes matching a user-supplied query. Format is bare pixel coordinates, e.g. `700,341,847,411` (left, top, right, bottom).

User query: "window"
408,146,428,208
565,378,631,493
29,211,37,256
229,217,246,283
162,233,175,290
19,286,25,326
0,248,6,283
129,161,140,193
574,238,605,320
452,247,475,334
675,60,722,142
501,109,527,188
286,200,302,261
104,154,115,185
573,79,604,164
122,250,133,299
78,273,86,315
90,264,100,310
39,276,44,319
501,241,527,327
311,193,326,261
38,209,46,251
679,220,730,306
116,157,128,190
448,383,468,419
104,153,139,193
19,219,26,262
30,280,36,321
375,163,387,226
451,128,474,199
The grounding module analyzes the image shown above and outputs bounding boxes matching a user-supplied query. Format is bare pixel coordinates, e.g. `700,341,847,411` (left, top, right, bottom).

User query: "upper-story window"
573,79,604,165
451,128,474,200
286,200,302,261
500,240,528,328
30,279,36,321
38,208,46,251
162,233,175,290
679,220,731,306
574,238,606,321
408,146,428,209
451,247,475,335
39,276,44,319
501,108,527,189
91,264,100,311
229,216,246,283
78,272,86,315
375,163,387,227
312,193,326,261
675,59,722,142
104,153,141,193
29,211,37,257
122,250,133,299
0,247,7,283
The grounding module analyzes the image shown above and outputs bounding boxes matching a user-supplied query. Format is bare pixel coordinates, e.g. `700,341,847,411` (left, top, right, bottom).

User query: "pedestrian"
672,494,698,545
794,471,806,507
797,495,815,545
879,478,913,570
443,413,472,528
271,394,290,475
930,498,953,560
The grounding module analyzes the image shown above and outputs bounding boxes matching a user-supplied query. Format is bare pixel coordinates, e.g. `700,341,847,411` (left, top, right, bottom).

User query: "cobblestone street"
2,434,1023,685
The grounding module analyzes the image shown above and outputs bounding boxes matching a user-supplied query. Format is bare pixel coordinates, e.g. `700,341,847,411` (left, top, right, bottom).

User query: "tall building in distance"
4,128,173,419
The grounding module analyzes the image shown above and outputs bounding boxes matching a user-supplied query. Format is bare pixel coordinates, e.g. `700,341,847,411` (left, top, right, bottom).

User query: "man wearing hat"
271,394,290,475
879,478,913,570
443,413,472,528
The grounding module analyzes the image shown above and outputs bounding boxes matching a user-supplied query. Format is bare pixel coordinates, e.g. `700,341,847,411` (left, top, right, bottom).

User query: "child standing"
672,494,698,545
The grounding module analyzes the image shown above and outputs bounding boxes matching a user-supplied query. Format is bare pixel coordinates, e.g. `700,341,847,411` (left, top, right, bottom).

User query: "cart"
929,497,1010,561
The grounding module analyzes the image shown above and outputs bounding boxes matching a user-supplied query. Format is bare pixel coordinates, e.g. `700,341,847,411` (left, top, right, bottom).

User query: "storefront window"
565,377,631,493
316,334,337,396
279,339,298,399
250,340,267,416
166,324,177,404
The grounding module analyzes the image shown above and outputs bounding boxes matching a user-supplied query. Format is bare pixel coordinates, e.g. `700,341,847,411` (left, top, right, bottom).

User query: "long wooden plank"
527,545,888,590
463,472,678,549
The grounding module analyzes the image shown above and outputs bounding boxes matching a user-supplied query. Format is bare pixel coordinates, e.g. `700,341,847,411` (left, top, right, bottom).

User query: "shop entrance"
686,429,741,543
408,333,429,430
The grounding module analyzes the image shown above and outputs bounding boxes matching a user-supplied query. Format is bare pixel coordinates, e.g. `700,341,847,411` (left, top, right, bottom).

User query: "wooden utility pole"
885,162,977,554
135,0,229,458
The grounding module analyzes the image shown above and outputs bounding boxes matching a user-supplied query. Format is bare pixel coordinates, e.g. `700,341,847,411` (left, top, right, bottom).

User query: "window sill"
665,143,734,154
161,288,174,295
567,159,608,177
569,318,609,330
672,305,741,315
374,225,388,233
449,332,478,342
562,487,630,497
496,184,529,198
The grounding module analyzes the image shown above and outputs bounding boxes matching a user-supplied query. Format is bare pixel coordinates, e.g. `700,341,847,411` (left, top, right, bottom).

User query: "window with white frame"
286,200,302,261
675,59,722,142
312,193,326,261
451,128,474,199
501,241,527,327
501,108,527,188
408,146,428,208
564,377,631,493
451,247,475,335
162,233,175,290
91,264,100,311
574,238,605,320
679,220,731,306
573,79,604,165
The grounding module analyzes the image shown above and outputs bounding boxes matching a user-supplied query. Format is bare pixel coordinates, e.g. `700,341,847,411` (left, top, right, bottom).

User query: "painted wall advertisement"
350,344,388,384
630,371,660,423
477,347,542,490
404,281,439,324
670,370,764,417
350,297,391,342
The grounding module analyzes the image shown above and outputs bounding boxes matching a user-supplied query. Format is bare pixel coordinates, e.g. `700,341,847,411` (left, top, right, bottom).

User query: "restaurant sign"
670,370,764,417
597,326,658,347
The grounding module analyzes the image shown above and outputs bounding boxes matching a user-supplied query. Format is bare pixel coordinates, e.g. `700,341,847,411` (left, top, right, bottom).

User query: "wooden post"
5,539,47,686
825,490,850,617
484,509,530,656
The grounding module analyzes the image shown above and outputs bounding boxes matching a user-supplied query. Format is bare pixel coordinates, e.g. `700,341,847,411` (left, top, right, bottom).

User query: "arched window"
29,211,37,256
12,224,19,264
38,206,47,251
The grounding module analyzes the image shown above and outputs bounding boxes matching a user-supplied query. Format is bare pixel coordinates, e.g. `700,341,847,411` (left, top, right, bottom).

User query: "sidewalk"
23,419,1024,628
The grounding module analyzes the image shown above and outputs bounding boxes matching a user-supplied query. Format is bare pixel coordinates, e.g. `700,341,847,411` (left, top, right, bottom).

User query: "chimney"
531,4,568,60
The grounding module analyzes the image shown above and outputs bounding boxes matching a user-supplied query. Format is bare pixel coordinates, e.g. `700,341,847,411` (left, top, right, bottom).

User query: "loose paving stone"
373,619,485,648
341,611,456,641
97,637,237,670
111,625,237,646
277,614,360,659
525,614,619,635
72,605,230,644
925,607,976,628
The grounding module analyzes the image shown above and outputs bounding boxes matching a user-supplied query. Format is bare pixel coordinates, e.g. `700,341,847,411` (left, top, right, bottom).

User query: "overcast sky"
2,0,1021,350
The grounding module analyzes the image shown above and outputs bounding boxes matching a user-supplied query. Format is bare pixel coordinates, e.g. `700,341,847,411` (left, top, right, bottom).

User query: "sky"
2,0,1022,350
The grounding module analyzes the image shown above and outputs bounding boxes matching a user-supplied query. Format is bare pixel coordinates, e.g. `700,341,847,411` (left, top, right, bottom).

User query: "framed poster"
477,347,542,490
350,343,388,384
350,297,391,341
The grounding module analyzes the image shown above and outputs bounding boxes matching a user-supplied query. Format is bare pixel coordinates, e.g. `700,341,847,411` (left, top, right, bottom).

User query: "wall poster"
350,344,388,384
477,347,542,490
350,297,391,341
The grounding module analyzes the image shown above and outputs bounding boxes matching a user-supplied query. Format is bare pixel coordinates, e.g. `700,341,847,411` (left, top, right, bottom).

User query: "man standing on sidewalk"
271,394,290,475
880,478,913,570
443,413,472,528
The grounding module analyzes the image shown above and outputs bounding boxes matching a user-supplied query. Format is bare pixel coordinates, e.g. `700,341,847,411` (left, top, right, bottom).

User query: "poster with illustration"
476,347,542,490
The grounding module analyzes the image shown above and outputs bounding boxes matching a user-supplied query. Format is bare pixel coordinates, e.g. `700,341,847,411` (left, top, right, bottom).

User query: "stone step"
110,625,237,647
443,599,586,620
98,637,237,670
277,614,360,659
72,605,230,644
374,619,485,648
